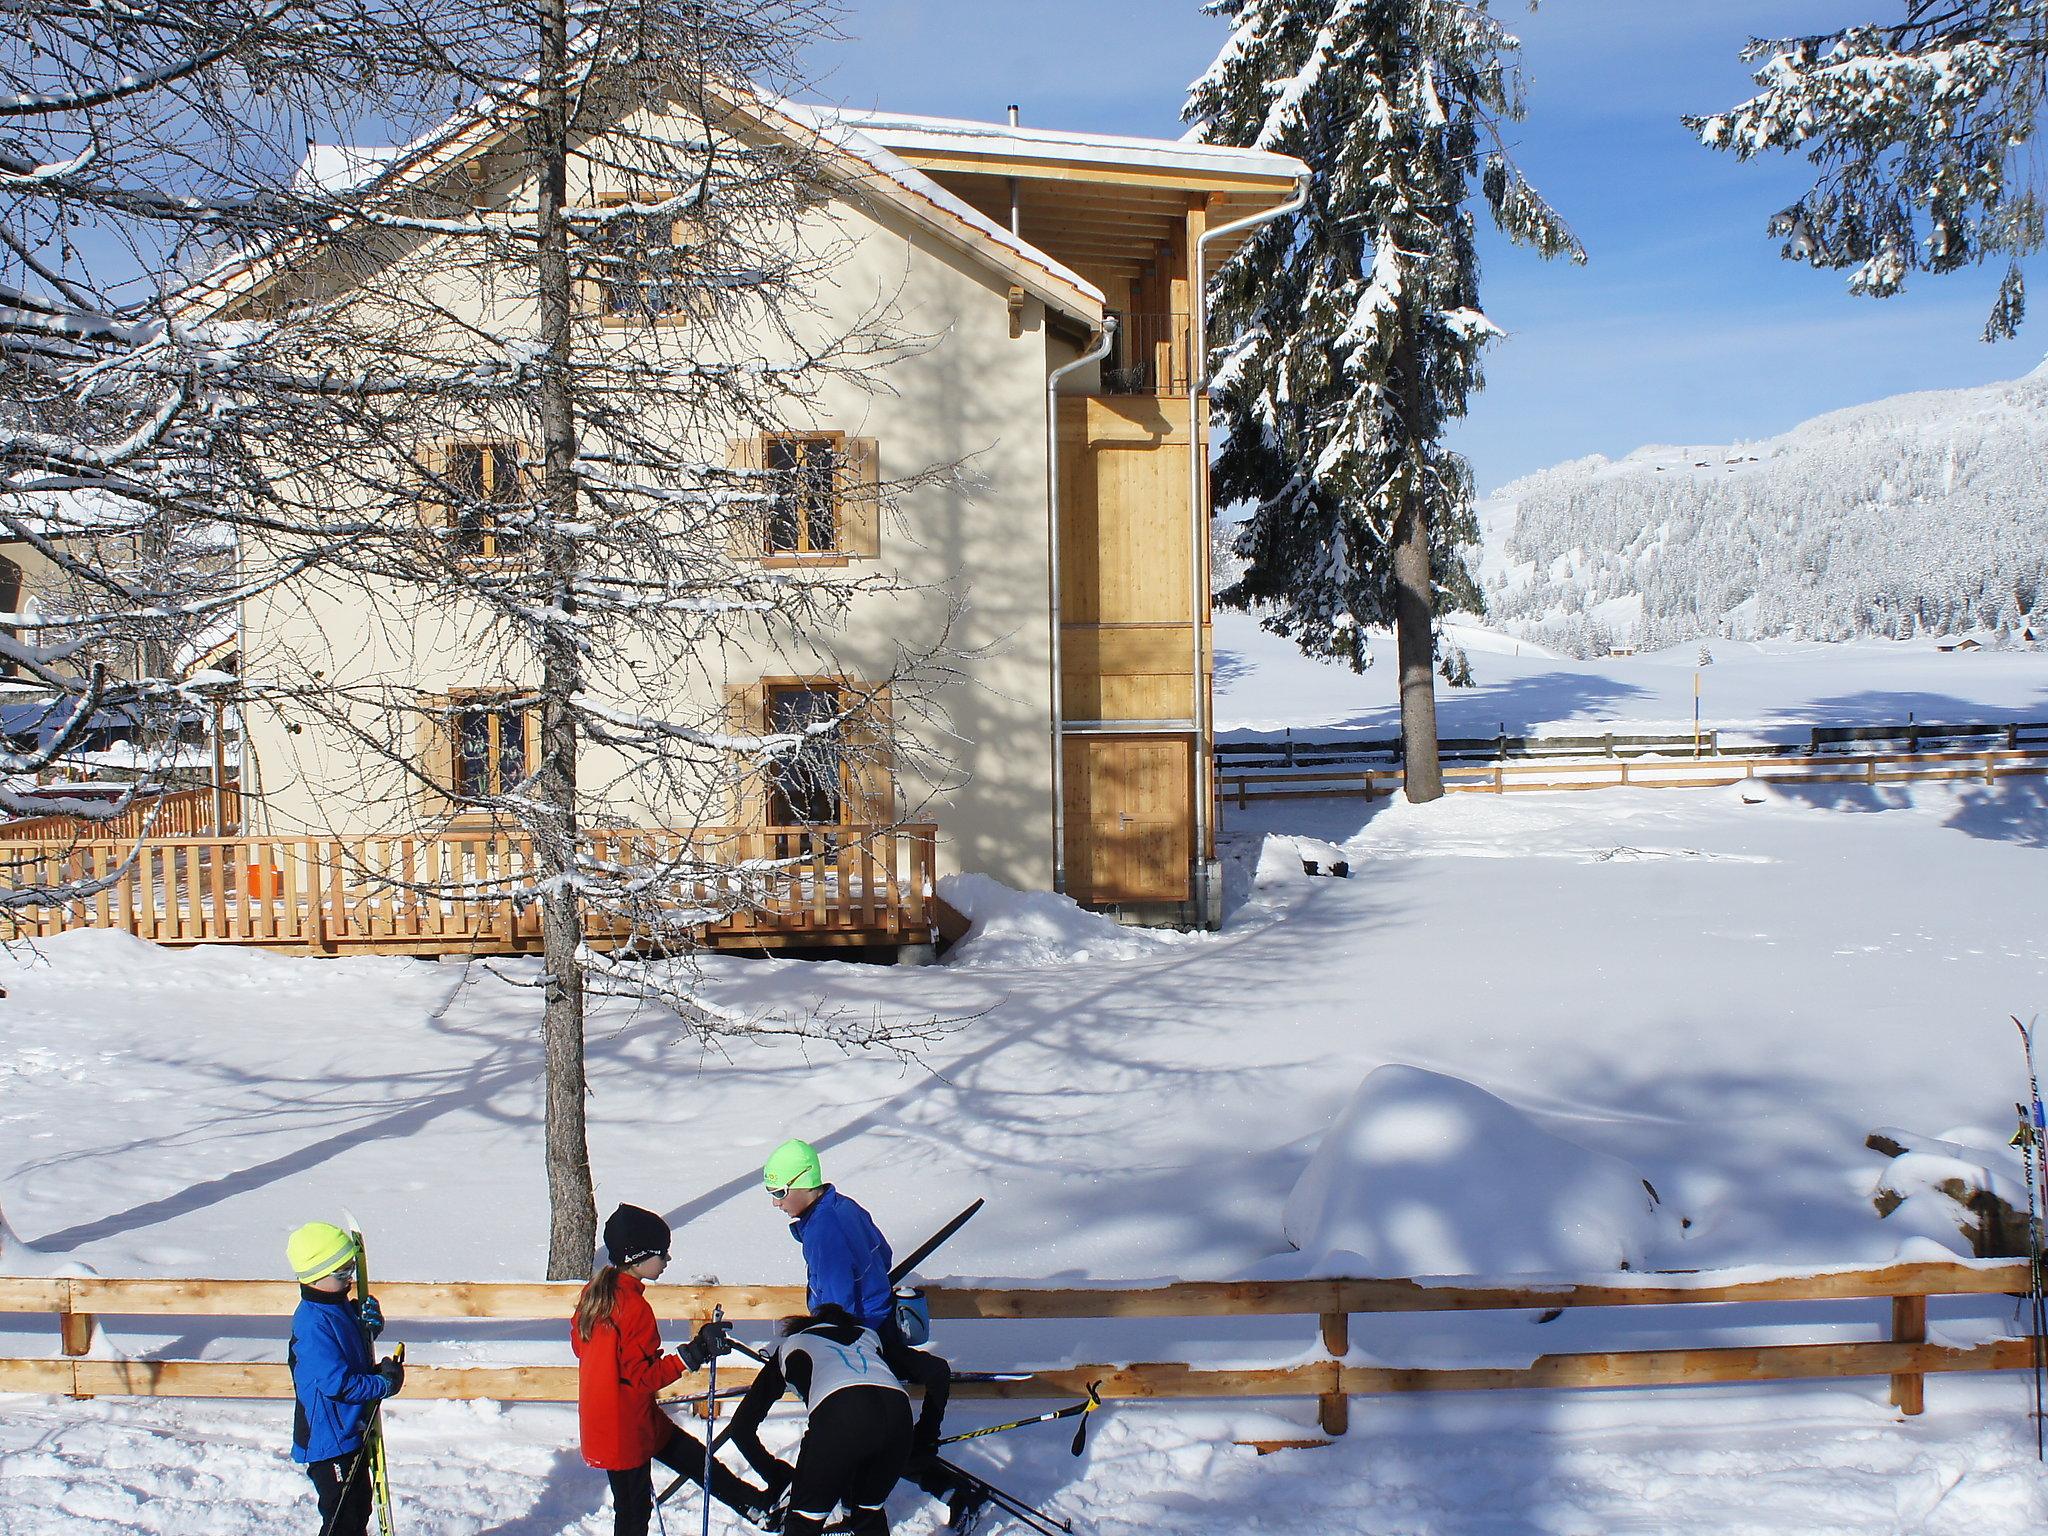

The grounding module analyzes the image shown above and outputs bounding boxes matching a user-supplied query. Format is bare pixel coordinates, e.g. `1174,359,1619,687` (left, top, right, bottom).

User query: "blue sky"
807,1,2038,492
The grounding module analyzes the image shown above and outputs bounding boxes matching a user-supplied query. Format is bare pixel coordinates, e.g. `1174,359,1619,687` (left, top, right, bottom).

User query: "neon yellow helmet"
763,1138,824,1192
287,1221,358,1283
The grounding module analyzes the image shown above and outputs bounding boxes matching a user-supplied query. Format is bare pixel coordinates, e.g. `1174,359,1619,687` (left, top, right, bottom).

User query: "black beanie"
603,1203,671,1269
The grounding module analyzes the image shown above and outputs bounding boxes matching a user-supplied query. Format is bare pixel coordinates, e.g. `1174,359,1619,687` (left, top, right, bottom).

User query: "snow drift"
1282,1064,1674,1276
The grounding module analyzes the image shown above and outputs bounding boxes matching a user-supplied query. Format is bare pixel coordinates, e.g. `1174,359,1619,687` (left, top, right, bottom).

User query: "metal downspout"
1047,318,1117,896
1189,174,1310,925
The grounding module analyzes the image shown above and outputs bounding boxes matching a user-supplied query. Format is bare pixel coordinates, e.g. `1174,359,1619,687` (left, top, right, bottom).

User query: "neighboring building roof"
821,108,1310,190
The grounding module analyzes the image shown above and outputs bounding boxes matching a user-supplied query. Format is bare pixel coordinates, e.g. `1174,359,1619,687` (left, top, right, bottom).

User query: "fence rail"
1220,745,2048,808
0,1259,2028,1433
1216,718,2048,772
0,823,936,954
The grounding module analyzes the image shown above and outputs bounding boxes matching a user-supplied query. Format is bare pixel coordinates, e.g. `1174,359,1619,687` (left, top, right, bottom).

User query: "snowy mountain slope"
1480,363,2048,655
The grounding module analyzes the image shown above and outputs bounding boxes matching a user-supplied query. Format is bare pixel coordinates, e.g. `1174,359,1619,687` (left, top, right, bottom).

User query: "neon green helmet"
763,1138,824,1192
286,1221,358,1283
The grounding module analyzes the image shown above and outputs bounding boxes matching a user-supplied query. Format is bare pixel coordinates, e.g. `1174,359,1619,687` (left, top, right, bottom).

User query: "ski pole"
701,1305,722,1536
936,1382,1102,1456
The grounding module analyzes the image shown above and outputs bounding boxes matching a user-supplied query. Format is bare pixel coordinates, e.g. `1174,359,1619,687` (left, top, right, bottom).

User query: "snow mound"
1282,1064,1674,1276
2,928,413,992
0,1201,94,1278
937,874,1197,968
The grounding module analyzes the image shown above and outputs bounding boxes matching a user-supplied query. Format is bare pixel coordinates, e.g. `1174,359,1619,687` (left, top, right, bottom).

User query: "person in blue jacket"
286,1221,404,1536
764,1140,986,1533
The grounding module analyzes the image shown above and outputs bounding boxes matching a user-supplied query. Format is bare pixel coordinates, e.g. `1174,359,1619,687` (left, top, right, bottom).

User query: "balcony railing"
1102,311,1193,395
0,823,936,954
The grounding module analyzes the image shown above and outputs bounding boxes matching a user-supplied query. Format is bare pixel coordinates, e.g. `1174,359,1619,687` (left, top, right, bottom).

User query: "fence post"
1889,1294,1925,1415
1319,1311,1349,1436
59,1280,94,1400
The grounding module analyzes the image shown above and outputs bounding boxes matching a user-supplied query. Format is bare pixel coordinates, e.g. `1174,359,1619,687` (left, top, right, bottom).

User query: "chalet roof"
819,108,1309,190
190,80,1106,330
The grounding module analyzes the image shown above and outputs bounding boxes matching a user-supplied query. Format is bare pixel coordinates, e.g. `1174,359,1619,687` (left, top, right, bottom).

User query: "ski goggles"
765,1186,792,1201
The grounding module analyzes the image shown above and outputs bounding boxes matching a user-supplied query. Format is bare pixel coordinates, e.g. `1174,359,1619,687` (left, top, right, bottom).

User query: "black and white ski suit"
726,1319,913,1536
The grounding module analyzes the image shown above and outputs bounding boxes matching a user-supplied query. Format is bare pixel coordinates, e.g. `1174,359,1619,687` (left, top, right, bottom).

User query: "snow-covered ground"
7,637,2048,1533
1214,608,2048,740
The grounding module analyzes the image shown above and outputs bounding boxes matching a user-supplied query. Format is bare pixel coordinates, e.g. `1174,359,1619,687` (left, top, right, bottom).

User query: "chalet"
4,89,1307,956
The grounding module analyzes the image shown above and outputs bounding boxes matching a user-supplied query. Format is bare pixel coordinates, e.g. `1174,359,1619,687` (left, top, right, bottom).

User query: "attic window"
592,202,703,319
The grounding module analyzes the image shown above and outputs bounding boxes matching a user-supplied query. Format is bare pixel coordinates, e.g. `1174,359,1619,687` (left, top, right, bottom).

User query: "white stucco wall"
239,109,1065,891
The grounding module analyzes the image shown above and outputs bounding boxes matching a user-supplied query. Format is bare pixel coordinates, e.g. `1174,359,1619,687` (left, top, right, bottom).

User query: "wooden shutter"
723,680,767,826
844,684,894,826
726,436,765,559
839,437,880,558
416,694,456,817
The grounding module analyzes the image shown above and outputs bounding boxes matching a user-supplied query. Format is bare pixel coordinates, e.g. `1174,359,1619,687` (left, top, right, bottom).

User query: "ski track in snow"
5,1387,2048,1534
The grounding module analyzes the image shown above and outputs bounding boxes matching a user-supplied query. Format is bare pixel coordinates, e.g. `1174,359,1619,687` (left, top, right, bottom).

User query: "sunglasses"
766,1186,791,1200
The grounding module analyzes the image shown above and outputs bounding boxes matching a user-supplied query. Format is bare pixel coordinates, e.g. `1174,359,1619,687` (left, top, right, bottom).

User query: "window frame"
588,195,706,325
445,690,537,809
760,431,847,564
434,439,529,561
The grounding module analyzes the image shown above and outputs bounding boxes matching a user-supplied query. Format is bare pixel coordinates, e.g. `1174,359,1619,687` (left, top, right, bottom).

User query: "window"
450,696,534,804
765,685,844,827
765,435,841,557
591,203,702,319
0,556,18,678
441,441,527,559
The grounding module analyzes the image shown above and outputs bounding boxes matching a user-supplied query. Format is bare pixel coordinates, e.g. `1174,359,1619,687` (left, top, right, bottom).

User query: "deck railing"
0,823,936,953
0,786,230,843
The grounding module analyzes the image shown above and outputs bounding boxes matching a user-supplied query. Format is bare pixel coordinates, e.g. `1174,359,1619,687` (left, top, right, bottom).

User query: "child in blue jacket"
286,1221,404,1536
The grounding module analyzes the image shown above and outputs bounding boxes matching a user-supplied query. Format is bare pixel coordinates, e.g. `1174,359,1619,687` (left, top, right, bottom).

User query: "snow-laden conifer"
1690,2,2048,339
1185,0,1580,798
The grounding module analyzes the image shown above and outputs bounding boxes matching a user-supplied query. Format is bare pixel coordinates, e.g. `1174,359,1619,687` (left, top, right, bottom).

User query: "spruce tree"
1691,3,2048,340
1186,0,1580,798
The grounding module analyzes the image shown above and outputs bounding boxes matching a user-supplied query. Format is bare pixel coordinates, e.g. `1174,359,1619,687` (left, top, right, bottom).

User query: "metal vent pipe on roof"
1007,105,1022,234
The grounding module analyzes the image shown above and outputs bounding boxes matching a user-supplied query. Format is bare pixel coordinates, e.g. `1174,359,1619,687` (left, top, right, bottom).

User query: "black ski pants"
606,1421,765,1536
877,1319,969,1504
307,1451,371,1536
784,1386,912,1536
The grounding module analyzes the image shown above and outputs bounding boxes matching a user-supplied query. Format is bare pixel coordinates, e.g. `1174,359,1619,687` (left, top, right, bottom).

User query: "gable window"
765,434,841,557
440,441,527,559
451,695,534,803
591,203,702,319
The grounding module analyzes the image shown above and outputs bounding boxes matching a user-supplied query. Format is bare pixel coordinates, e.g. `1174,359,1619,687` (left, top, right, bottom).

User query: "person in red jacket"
573,1204,778,1536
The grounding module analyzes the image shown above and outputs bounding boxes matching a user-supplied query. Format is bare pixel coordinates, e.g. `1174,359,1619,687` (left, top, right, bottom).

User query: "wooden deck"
0,823,936,954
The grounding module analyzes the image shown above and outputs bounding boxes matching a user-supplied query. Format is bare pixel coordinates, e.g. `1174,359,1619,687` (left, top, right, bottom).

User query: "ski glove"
680,1319,733,1370
761,1459,794,1500
359,1296,384,1338
378,1355,405,1395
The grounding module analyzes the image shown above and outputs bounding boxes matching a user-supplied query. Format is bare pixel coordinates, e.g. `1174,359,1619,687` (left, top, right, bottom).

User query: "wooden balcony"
0,824,936,955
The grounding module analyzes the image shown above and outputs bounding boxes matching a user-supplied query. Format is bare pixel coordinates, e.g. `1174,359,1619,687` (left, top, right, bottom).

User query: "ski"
890,1198,985,1284
347,1220,398,1536
2017,1016,2047,1460
930,1455,1076,1536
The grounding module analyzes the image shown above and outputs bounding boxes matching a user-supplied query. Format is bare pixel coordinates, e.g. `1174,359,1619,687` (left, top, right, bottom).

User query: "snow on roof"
816,107,1308,185
776,105,1102,312
295,142,406,195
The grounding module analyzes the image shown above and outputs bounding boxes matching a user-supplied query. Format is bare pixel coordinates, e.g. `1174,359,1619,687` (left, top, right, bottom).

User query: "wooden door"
1064,736,1191,905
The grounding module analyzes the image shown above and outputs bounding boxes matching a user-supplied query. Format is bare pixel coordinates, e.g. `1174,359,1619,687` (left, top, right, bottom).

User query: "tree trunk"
533,0,597,1280
1390,322,1443,804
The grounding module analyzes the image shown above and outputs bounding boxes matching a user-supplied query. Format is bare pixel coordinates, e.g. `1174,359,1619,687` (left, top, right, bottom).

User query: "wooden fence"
1220,745,2048,808
0,786,229,843
0,824,937,954
0,1259,2031,1434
